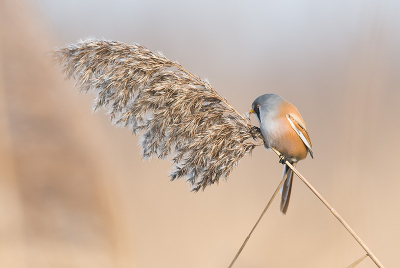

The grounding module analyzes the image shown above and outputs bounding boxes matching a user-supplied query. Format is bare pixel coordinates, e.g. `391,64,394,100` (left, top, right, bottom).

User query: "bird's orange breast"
274,119,309,161
272,101,310,161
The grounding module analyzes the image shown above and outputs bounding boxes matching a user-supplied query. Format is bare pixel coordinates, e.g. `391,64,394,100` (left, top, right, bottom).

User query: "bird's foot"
279,155,289,164
249,126,261,136
249,126,265,144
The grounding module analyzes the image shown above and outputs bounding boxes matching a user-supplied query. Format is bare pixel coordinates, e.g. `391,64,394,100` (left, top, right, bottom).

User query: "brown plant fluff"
53,38,263,191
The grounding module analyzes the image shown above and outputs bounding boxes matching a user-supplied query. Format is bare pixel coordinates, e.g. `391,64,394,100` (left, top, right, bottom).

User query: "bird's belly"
261,120,308,162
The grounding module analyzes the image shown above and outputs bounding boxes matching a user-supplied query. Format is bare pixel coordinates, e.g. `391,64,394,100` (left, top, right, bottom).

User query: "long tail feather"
280,162,296,214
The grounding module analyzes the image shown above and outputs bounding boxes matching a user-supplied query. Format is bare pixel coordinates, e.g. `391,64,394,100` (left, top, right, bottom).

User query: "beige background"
1,0,399,267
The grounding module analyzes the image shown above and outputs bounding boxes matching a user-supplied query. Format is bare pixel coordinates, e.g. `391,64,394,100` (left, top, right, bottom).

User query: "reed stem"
227,170,289,268
270,148,384,268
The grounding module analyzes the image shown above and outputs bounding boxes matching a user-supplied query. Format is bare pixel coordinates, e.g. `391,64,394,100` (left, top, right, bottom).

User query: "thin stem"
228,170,289,268
270,148,384,268
347,254,368,268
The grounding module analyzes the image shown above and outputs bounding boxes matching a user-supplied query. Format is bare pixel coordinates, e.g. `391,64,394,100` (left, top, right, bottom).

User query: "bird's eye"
253,104,260,118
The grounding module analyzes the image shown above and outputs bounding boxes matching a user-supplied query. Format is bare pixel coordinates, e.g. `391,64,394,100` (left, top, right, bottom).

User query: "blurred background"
1,0,399,267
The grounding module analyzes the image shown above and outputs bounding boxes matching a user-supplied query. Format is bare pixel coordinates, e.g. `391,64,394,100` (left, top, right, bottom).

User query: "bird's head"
249,102,260,120
250,94,283,121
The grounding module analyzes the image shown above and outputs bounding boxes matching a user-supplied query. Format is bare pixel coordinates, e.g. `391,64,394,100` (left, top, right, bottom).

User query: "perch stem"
227,171,289,268
270,148,384,268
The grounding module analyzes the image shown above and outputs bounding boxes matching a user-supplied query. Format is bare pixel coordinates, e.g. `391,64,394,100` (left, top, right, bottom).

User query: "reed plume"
53,38,263,191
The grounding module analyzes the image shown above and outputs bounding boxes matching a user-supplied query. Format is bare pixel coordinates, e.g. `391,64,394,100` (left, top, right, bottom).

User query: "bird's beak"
249,109,255,114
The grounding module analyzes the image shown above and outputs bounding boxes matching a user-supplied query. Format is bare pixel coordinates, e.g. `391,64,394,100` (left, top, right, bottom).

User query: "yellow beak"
249,109,255,114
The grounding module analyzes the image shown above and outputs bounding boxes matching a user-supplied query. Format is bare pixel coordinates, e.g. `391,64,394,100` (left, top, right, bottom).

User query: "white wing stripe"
286,115,312,151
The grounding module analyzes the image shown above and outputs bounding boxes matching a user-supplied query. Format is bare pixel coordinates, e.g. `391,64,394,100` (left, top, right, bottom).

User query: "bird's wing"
53,38,264,191
286,114,313,158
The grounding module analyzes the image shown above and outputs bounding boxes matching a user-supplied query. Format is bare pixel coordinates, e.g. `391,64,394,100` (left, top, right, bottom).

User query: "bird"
249,94,313,214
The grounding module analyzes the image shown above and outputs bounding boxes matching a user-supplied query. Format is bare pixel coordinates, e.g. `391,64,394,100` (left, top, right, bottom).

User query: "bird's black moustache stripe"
254,106,260,119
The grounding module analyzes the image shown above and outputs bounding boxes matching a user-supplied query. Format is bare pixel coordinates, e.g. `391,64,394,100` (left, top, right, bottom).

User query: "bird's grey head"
251,94,283,120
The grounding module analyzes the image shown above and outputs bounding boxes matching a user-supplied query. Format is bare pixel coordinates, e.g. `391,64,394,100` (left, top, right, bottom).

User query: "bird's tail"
280,162,296,214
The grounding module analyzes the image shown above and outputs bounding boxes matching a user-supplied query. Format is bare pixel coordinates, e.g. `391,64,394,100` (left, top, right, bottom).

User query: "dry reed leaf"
53,38,263,191
347,254,368,268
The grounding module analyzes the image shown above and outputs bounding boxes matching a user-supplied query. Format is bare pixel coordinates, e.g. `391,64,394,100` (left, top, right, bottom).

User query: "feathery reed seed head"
53,38,264,191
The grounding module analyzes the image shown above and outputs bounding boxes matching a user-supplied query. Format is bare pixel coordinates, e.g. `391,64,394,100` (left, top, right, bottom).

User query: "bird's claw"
249,126,261,136
279,155,288,164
